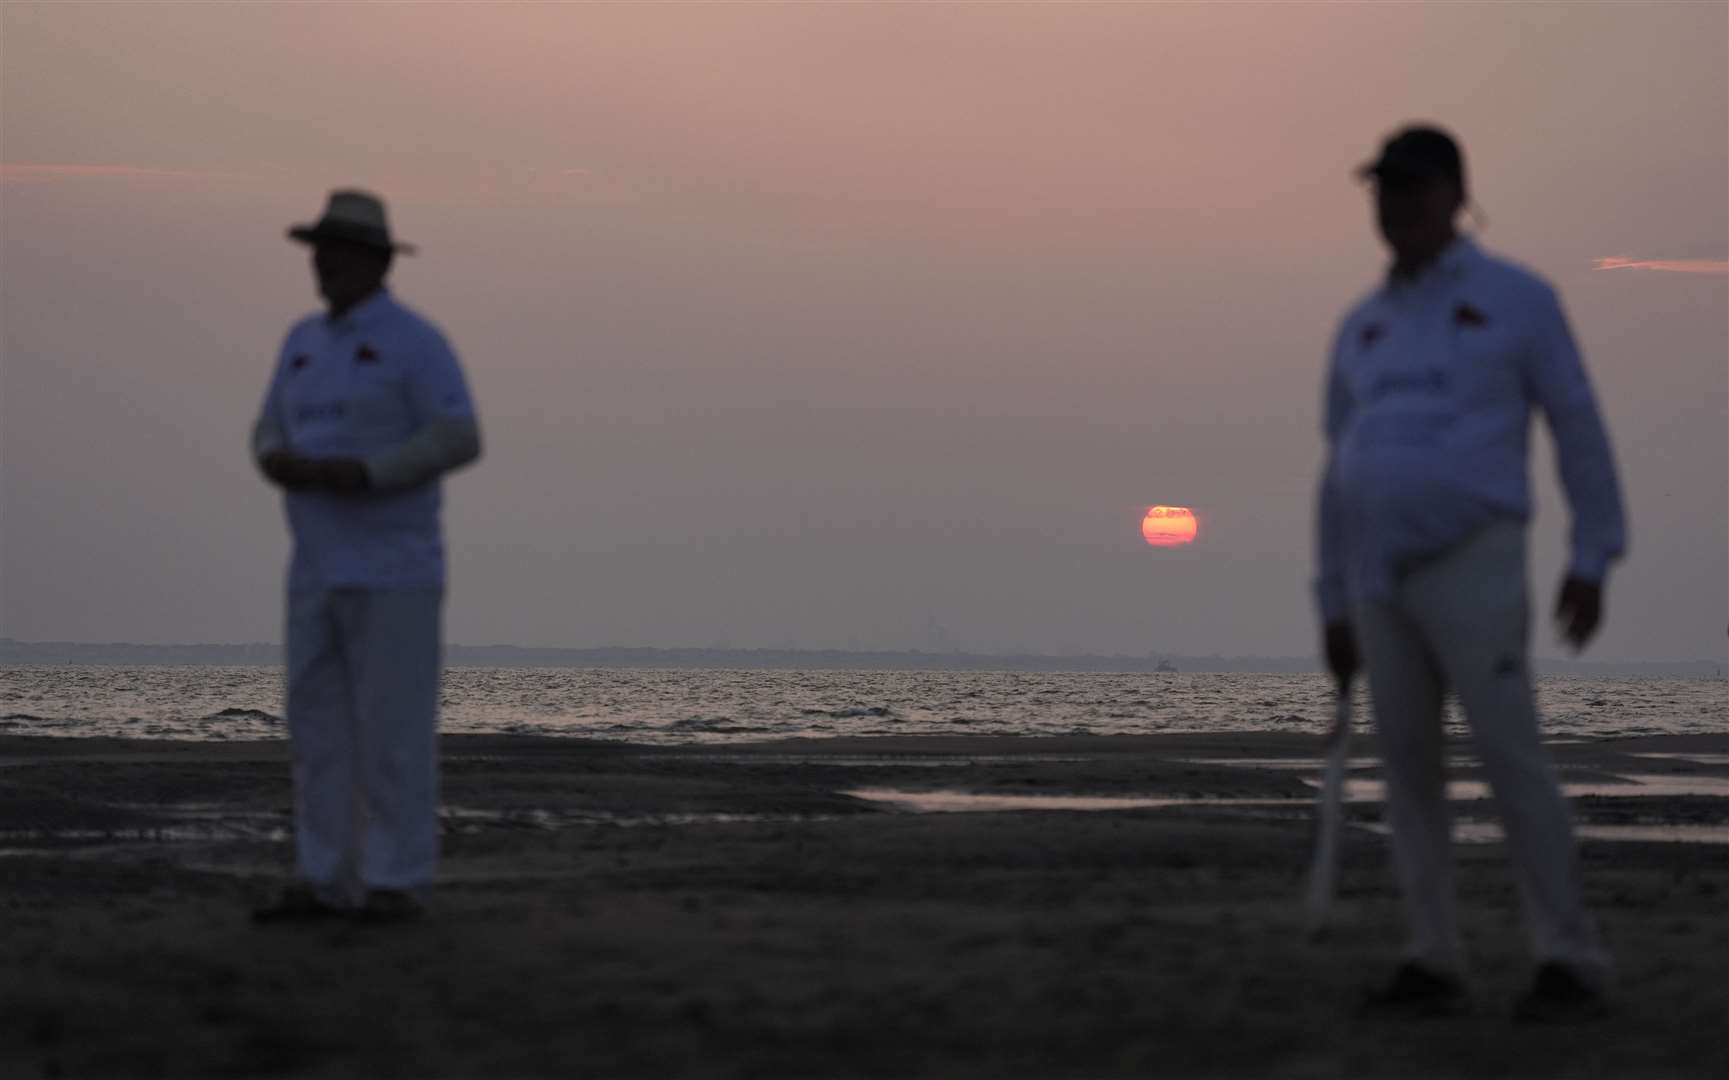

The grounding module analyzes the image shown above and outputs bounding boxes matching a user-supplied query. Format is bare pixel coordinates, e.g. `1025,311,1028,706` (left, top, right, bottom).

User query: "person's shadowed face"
1375,174,1462,274
313,241,392,316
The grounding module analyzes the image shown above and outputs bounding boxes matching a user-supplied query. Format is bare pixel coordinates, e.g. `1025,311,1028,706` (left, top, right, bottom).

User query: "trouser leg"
1405,521,1611,984
1356,595,1461,974
286,588,361,905
346,587,444,893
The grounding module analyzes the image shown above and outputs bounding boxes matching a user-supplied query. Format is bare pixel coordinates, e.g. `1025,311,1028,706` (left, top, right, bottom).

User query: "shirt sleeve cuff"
251,418,287,460
363,452,413,491
1315,578,1349,623
1567,548,1614,584
364,416,482,491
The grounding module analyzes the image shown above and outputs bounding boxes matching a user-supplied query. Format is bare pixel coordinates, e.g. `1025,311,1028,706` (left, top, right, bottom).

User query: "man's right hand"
1554,576,1604,653
259,450,317,490
1324,620,1358,690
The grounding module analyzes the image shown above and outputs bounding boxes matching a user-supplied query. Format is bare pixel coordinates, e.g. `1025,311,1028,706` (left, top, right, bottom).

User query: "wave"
801,706,897,720
667,716,775,734
205,708,282,725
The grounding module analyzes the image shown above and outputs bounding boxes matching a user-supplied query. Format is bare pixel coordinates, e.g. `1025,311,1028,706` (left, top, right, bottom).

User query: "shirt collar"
1385,235,1478,290
326,288,393,333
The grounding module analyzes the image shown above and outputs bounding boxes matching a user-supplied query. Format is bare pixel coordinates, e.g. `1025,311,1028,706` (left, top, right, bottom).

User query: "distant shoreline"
2,638,1721,678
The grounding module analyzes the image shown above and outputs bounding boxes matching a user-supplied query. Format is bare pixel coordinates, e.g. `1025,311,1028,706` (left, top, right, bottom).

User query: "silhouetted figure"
1315,127,1624,1019
251,190,481,924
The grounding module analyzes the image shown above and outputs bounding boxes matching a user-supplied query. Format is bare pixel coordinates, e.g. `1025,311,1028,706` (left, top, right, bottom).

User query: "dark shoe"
1513,962,1611,1023
251,885,347,925
1358,961,1471,1019
356,889,426,925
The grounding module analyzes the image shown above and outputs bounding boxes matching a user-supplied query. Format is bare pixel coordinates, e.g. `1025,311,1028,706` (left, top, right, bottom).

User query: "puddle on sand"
847,788,1728,845
1183,756,1395,771
0,805,811,855
661,754,1091,768
1355,821,1729,846
1192,754,1729,775
1330,774,1729,803
851,770,1729,816
0,818,289,845
1631,752,1729,767
442,806,799,829
845,789,1301,813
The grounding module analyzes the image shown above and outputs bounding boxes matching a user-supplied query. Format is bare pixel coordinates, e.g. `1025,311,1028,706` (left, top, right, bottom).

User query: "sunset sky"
2,3,1724,661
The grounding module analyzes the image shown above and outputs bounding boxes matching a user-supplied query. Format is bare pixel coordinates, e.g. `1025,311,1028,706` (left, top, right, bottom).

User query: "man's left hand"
1554,577,1604,652
315,459,371,494
260,450,318,490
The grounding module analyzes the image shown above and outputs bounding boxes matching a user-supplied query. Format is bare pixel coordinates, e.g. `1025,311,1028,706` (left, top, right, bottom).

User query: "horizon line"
1,637,1720,669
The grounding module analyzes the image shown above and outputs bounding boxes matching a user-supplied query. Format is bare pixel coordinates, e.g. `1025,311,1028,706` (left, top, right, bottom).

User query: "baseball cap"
1358,125,1465,187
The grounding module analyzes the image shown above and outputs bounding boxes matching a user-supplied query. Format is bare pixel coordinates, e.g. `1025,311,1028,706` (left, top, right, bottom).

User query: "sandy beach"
1,731,1724,1079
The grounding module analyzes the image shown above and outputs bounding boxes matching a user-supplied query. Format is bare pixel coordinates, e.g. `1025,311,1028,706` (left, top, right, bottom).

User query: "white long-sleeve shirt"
253,290,481,590
1315,237,1626,621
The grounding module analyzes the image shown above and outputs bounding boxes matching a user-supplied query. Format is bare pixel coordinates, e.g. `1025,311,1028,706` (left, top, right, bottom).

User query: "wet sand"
1,731,1724,1079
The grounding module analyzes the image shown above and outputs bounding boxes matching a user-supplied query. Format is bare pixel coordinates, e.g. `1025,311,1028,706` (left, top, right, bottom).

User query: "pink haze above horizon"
1,3,1724,662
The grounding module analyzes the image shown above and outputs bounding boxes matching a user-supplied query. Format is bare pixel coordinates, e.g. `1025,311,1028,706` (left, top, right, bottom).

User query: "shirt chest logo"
293,400,348,423
355,344,380,364
1454,303,1488,327
1368,369,1449,399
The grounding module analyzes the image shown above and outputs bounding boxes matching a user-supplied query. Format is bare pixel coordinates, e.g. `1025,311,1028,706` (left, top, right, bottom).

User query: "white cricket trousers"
1354,519,1610,982
286,587,443,904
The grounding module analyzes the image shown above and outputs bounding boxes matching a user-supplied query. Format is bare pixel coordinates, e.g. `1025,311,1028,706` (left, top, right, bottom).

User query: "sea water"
2,665,1723,744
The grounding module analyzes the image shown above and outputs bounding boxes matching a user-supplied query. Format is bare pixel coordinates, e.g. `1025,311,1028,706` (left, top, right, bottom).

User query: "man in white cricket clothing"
252,190,481,923
1315,127,1625,1019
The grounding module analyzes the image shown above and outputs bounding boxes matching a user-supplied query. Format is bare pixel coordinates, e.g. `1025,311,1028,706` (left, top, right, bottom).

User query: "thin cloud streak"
1593,256,1729,275
0,163,239,183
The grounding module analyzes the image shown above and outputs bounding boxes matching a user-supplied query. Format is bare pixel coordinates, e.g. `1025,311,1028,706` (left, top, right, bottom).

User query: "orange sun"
1141,505,1198,547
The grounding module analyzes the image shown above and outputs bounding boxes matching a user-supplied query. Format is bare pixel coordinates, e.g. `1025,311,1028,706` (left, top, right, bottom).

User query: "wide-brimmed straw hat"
287,189,416,254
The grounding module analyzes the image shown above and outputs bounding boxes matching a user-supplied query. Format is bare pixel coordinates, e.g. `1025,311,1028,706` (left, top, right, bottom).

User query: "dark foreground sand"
1,732,1724,1080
